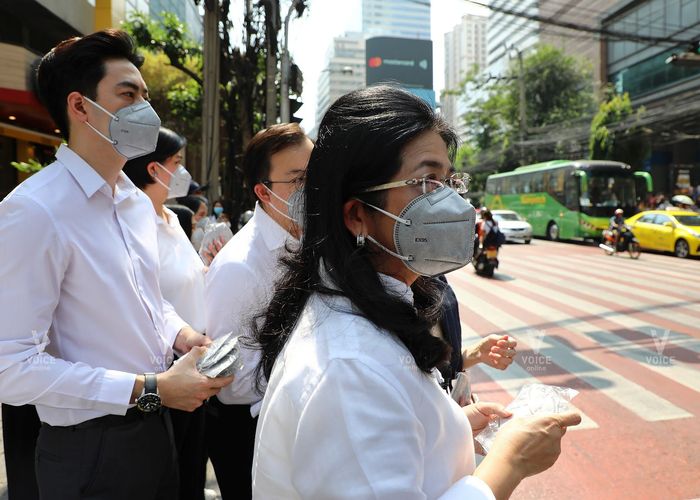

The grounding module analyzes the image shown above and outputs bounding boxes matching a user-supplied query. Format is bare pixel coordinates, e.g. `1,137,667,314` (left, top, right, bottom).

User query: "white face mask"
153,162,191,199
82,96,161,159
263,184,303,226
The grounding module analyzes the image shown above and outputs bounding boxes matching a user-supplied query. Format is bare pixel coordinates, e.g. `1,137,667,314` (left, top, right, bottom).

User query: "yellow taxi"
626,210,700,258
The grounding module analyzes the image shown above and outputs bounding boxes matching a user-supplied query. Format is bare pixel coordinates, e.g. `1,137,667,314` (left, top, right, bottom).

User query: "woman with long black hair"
250,86,580,499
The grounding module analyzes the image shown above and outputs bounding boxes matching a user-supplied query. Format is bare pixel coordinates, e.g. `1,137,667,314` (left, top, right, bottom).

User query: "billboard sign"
366,37,433,90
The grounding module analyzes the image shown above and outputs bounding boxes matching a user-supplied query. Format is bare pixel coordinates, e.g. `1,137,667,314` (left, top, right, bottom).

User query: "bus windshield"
582,173,636,216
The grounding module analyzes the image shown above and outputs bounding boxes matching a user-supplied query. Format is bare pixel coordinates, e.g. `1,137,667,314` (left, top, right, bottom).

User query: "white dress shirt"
252,275,495,500
205,203,294,415
0,145,187,426
157,206,207,332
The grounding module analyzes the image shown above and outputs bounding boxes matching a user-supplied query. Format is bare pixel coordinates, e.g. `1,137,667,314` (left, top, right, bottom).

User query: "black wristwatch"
136,373,161,413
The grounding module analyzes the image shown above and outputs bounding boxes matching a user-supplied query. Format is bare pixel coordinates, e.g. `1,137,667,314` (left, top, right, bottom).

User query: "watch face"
137,393,161,413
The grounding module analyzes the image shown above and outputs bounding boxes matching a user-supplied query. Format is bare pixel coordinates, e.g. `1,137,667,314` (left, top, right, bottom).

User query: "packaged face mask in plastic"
475,383,579,454
197,332,244,378
198,222,234,261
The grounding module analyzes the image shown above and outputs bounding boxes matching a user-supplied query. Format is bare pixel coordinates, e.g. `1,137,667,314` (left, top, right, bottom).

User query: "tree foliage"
589,88,649,167
458,44,595,173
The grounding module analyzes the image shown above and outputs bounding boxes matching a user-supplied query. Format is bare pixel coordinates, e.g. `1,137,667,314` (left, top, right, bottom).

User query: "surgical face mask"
359,186,476,277
213,206,224,216
83,96,161,159
153,163,191,199
263,184,303,227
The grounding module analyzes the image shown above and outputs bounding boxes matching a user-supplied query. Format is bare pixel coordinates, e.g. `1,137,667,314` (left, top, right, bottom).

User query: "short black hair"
122,127,187,189
242,123,308,196
36,29,143,140
166,204,195,239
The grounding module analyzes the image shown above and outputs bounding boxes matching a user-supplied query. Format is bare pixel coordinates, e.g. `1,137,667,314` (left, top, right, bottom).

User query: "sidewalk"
0,411,222,500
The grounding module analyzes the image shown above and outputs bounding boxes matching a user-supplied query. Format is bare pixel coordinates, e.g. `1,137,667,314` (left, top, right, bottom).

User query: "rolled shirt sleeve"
0,195,135,414
162,297,189,347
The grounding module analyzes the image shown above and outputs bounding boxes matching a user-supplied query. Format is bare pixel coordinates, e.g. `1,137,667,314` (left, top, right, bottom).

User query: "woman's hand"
474,412,581,499
463,334,517,370
200,236,226,266
463,401,512,436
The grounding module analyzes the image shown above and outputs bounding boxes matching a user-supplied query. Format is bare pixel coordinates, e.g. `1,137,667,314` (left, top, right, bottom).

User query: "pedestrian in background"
204,123,313,498
123,127,211,500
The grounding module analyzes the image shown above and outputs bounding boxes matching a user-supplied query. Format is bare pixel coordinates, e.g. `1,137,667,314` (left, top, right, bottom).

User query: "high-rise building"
485,0,539,77
362,0,431,40
539,0,616,89
315,32,366,133
443,14,488,135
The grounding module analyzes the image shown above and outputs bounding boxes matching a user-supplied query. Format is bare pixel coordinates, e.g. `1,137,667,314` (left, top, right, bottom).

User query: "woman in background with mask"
250,86,580,499
123,127,209,500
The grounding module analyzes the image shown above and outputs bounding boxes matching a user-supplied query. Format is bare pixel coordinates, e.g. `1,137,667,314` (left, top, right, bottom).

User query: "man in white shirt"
205,123,313,498
0,29,232,499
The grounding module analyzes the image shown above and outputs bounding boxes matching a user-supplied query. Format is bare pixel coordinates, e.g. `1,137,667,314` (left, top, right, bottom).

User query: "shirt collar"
55,144,138,202
158,206,180,228
378,273,414,304
253,202,297,251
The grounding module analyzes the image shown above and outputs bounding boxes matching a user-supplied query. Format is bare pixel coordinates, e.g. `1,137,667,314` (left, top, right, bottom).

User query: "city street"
451,239,700,500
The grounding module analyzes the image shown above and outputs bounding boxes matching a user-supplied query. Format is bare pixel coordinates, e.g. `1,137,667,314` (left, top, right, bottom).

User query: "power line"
463,0,696,45
406,0,698,46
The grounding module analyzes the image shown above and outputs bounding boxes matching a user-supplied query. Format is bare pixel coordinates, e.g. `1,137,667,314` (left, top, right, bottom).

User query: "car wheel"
674,239,690,258
547,222,559,241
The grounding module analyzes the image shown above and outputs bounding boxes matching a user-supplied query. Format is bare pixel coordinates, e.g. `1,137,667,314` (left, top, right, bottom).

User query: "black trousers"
206,398,258,500
2,404,41,500
170,406,207,500
35,408,178,500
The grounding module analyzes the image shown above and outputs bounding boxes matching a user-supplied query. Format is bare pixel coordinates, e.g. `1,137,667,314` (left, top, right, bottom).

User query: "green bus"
484,160,653,240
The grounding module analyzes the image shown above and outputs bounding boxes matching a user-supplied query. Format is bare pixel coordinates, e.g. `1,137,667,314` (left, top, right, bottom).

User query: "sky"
287,0,489,132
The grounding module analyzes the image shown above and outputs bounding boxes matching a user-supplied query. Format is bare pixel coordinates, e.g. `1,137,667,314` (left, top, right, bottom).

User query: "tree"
502,44,594,129
457,44,595,172
589,88,649,167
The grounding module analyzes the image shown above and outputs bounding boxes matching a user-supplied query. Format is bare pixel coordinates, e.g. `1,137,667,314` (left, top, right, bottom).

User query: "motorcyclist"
609,208,631,251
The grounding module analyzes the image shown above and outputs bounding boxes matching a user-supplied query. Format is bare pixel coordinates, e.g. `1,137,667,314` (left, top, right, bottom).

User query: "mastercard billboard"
365,37,433,90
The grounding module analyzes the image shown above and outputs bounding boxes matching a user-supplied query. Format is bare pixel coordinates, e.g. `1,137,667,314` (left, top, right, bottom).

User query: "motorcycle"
599,226,641,259
473,244,499,277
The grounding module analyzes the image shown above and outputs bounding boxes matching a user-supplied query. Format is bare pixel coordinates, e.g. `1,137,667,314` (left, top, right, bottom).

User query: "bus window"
521,173,532,193
532,171,544,193
564,173,579,210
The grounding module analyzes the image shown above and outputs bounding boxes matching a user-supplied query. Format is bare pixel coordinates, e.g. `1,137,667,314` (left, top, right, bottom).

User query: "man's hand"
464,401,512,435
174,326,211,355
463,334,517,370
157,347,234,412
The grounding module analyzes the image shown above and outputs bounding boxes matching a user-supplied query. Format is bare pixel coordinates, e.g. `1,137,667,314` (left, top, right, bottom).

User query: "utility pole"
264,0,280,126
202,0,221,199
505,43,527,162
280,1,298,123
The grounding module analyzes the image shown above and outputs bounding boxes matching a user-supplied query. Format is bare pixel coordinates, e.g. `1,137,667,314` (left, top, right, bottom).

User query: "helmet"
615,208,624,215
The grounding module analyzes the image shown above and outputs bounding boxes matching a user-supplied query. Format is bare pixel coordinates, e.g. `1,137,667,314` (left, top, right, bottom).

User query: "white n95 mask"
83,96,161,159
360,186,476,277
153,163,192,199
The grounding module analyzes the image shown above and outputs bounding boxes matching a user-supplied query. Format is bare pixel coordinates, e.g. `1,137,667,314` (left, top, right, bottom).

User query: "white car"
492,210,532,243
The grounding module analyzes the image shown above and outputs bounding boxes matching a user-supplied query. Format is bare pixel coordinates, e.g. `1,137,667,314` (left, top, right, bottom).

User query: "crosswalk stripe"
453,273,700,397
450,275,694,422
459,320,599,430
514,262,700,333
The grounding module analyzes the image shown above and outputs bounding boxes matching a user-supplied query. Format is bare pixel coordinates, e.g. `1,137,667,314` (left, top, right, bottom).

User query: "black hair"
176,195,206,214
36,29,143,141
242,123,308,197
122,127,187,189
250,85,459,389
166,204,195,239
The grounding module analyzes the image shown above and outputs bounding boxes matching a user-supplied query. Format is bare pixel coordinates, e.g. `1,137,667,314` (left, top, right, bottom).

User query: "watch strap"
144,372,157,395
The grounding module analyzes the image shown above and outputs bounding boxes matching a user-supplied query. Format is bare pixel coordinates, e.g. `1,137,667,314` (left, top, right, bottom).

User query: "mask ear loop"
82,96,119,145
353,198,411,226
262,184,298,223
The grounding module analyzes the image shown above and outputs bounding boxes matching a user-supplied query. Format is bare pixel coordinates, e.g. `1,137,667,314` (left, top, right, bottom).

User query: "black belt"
42,406,169,431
